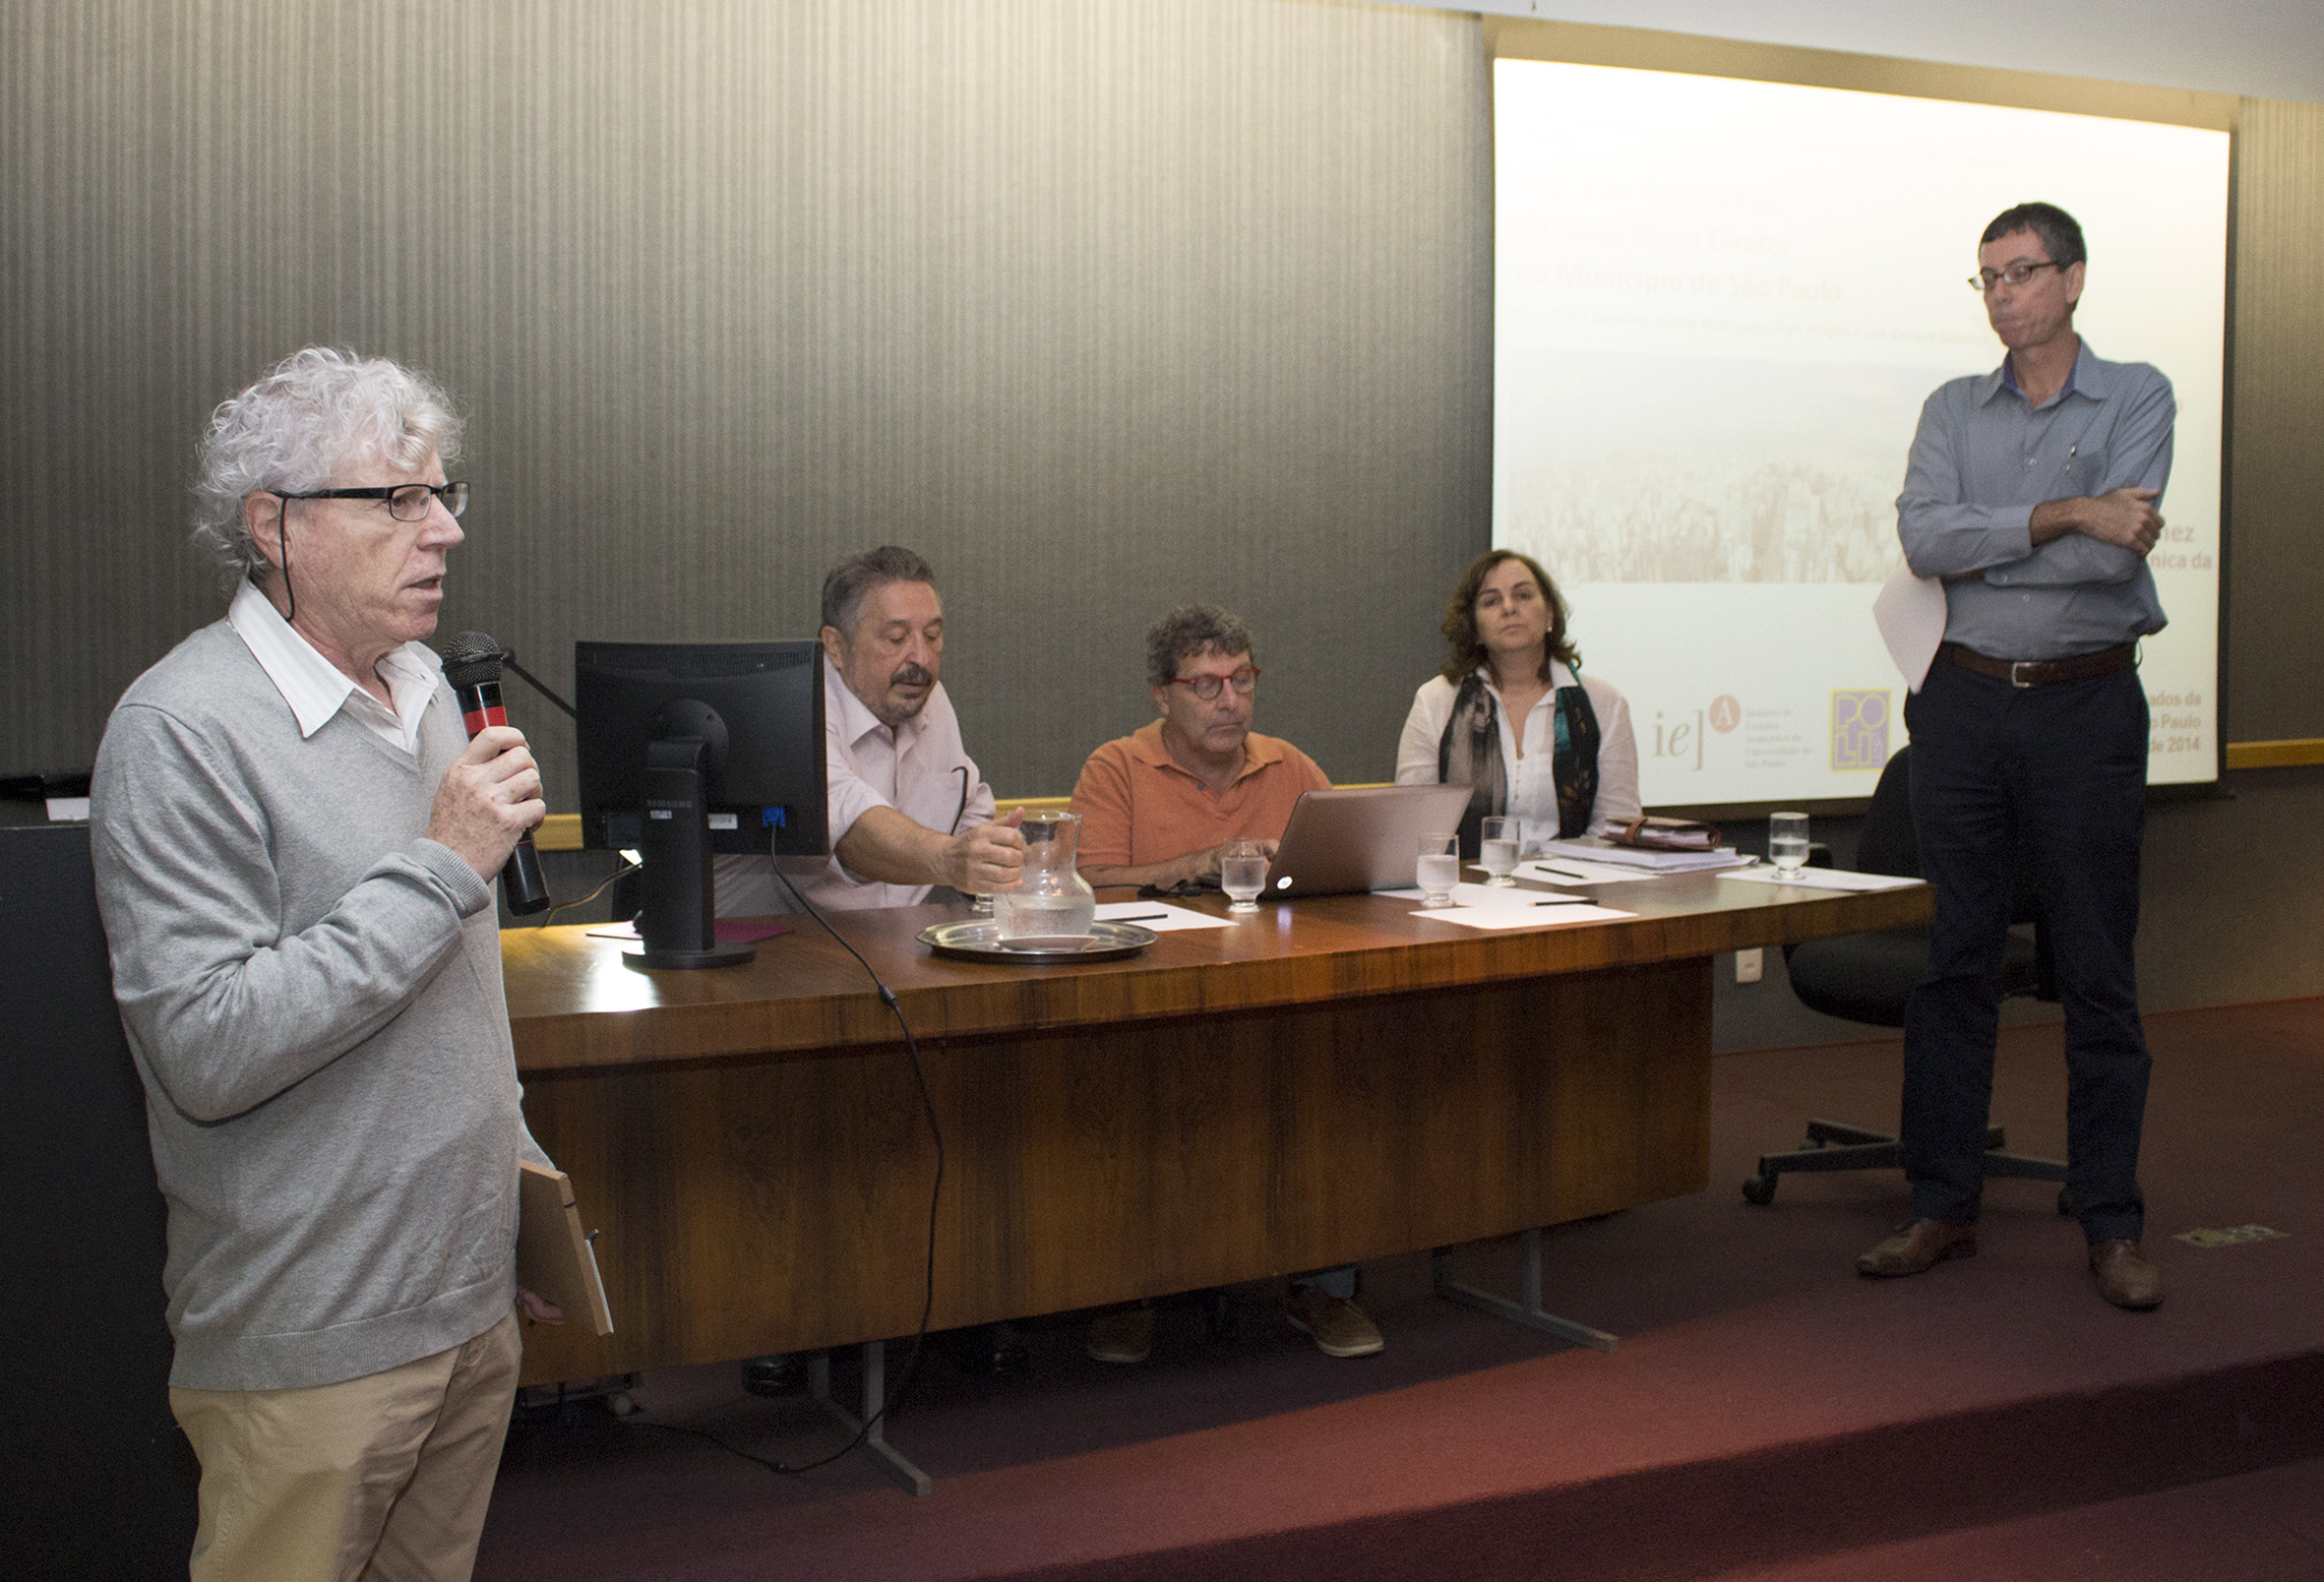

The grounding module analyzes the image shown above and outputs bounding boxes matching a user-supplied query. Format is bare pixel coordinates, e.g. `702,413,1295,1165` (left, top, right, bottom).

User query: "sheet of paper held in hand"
1873,557,1948,693
1093,901,1233,931
1380,881,1636,930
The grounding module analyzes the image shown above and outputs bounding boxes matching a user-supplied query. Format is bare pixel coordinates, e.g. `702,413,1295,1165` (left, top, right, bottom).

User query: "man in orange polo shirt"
1073,604,1329,889
1070,605,1382,1365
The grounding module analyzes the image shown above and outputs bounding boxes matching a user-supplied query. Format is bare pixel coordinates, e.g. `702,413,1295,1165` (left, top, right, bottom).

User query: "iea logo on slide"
1830,691,1890,772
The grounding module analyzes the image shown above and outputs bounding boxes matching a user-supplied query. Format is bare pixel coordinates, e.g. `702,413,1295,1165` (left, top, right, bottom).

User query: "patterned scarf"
1436,672,1602,856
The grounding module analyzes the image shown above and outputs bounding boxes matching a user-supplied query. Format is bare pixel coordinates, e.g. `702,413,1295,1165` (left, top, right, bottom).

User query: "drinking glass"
1478,817,1520,886
1768,812,1810,881
1415,831,1461,908
1220,839,1268,914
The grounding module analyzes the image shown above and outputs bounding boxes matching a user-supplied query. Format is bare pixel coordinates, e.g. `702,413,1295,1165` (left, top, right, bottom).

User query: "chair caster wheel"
1743,1175,1777,1206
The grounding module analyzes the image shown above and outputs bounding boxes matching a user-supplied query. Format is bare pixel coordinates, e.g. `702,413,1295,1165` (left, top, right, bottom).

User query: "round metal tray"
916,919,1158,964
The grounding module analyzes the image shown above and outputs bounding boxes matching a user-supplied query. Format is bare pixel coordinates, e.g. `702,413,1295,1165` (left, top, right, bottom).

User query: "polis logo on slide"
1830,690,1890,771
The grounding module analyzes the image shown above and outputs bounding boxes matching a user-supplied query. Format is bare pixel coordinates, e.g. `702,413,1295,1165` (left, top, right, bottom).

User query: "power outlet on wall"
1734,948,1764,985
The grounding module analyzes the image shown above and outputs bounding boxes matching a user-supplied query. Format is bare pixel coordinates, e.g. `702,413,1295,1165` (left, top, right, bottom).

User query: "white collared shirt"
227,581,444,756
1394,661,1641,839
713,659,995,914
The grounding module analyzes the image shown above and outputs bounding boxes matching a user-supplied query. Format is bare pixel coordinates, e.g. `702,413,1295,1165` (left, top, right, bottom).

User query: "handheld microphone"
439,631,553,915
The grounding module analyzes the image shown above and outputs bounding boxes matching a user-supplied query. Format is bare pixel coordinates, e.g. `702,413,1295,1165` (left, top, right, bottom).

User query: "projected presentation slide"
1493,60,2228,806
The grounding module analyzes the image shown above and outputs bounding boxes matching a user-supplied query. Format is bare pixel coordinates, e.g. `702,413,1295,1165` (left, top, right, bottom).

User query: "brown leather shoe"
1857,1218,1978,1277
2090,1239,2165,1310
1285,1286,1384,1358
1086,1304,1154,1364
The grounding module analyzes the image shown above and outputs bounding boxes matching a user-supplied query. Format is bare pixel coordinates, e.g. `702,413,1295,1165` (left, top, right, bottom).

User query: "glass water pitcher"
993,809,1098,941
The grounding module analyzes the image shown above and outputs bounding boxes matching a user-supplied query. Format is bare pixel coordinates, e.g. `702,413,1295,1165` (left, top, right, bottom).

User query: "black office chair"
1741,745,2069,1210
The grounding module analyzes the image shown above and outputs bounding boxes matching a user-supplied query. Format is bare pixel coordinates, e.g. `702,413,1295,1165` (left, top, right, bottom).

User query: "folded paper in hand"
1873,558,1947,693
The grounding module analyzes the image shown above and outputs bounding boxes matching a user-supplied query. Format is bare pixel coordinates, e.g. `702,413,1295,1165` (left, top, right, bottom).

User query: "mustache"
889,663,935,690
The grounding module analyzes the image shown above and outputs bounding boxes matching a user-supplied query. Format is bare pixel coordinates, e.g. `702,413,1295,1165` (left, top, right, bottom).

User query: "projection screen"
1493,59,2229,807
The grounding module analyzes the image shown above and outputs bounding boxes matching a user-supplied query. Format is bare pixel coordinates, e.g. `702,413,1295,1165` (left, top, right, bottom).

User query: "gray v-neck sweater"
92,620,543,1391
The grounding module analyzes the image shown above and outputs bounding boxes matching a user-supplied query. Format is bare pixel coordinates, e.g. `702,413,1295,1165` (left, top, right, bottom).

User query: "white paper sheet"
1718,867,1922,892
1516,857,1682,886
1535,838,1746,874
1406,902,1637,931
1873,558,1948,694
1376,882,1586,908
1093,901,1233,931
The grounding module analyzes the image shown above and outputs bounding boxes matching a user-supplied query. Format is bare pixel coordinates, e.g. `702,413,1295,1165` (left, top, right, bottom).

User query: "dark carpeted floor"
476,998,2324,1581
1718,1455,2324,1581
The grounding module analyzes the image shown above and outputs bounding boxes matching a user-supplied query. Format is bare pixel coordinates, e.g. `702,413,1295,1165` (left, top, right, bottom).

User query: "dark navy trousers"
1901,656,2152,1244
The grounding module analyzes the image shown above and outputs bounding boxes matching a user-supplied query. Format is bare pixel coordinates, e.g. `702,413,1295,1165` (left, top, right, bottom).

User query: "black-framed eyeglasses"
274,482,469,521
1165,666,1260,700
1969,261,2067,293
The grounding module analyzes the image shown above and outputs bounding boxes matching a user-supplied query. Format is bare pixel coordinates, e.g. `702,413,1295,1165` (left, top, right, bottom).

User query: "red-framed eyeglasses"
1165,666,1259,700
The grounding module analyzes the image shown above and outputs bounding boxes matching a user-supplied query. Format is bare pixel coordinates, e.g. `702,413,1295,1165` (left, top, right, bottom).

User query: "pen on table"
1531,897,1589,906
1104,912,1170,923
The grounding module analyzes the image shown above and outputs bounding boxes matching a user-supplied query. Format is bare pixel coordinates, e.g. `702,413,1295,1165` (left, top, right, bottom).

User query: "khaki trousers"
169,1310,523,1582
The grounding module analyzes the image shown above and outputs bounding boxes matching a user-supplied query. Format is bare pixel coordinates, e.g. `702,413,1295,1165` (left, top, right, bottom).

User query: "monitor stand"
625,736,754,971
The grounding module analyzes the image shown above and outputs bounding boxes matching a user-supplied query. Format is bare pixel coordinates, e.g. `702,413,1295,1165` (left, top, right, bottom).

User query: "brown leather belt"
1938,640,2136,689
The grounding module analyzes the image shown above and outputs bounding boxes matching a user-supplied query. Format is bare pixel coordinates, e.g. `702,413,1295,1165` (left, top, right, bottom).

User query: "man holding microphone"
92,347,561,1581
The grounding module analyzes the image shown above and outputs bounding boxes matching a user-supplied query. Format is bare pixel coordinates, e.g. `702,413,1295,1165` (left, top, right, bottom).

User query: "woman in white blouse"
1395,549,1641,852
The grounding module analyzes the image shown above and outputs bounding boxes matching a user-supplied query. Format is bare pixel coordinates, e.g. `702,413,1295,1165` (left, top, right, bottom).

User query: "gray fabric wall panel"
2225,97,2324,744
13,0,2324,1028
2,0,1491,802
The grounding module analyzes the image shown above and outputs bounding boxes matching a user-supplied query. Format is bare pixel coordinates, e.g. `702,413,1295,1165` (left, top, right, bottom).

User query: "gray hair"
1982,202,2086,269
1145,604,1254,689
191,347,463,589
821,545,938,636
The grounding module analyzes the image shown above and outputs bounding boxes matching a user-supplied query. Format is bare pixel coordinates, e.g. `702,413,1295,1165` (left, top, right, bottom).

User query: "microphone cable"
533,854,641,927
622,868,945,1478
491,644,578,719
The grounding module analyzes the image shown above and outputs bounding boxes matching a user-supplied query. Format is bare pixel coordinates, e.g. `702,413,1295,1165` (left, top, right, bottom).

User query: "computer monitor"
575,639,828,969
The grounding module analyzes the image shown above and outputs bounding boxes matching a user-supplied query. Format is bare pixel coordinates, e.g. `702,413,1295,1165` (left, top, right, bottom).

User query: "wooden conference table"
505,871,1926,1411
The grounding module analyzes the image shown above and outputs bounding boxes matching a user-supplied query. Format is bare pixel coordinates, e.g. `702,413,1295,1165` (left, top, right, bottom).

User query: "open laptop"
1258,784,1473,900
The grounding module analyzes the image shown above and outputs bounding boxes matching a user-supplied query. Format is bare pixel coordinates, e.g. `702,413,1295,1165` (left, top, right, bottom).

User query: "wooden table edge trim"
508,884,1928,1074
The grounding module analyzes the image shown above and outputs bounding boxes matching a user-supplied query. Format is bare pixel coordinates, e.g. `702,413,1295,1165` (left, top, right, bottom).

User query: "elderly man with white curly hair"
91,347,561,1582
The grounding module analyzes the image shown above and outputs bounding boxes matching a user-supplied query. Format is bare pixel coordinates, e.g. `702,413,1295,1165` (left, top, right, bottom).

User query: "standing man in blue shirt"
1863,203,2171,1310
